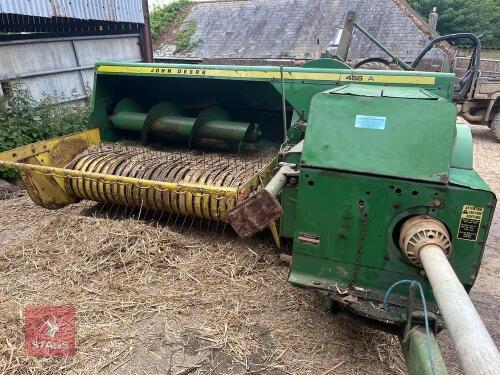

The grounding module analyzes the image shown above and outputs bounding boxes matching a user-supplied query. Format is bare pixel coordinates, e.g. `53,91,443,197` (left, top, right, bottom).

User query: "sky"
148,0,173,8
148,0,173,6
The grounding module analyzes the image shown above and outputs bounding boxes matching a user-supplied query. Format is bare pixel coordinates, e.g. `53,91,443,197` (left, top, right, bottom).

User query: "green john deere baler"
1,59,498,374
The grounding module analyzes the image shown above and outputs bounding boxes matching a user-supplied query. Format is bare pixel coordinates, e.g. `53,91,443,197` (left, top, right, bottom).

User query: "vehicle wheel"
491,112,500,142
354,58,392,70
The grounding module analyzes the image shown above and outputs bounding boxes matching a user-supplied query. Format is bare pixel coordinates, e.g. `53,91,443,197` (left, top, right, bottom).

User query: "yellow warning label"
460,205,484,220
458,205,484,241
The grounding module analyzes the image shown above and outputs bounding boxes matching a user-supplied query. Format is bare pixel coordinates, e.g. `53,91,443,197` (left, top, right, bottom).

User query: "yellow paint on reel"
0,129,277,224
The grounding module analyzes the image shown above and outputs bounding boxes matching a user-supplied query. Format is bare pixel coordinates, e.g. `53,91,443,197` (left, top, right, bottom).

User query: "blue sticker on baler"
355,115,386,130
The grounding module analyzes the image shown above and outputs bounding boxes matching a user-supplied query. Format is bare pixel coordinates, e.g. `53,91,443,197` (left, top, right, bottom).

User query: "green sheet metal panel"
301,84,457,183
449,168,494,191
450,121,474,170
288,167,495,306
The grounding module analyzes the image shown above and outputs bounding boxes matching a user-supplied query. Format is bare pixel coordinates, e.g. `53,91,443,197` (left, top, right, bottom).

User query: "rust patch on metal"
20,169,77,209
51,138,89,168
298,233,320,246
227,189,283,238
338,207,351,241
439,173,449,183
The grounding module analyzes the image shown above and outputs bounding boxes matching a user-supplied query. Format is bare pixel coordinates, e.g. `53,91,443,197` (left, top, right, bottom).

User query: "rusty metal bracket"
227,189,283,238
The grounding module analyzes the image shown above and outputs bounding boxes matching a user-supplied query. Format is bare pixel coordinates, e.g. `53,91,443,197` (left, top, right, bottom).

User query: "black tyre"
354,58,392,70
491,111,500,142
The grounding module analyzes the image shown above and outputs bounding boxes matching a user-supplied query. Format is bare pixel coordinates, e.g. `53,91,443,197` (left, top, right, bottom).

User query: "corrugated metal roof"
0,0,144,23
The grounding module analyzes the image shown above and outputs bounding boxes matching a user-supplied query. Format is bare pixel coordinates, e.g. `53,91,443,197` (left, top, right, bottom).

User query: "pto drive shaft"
400,216,500,375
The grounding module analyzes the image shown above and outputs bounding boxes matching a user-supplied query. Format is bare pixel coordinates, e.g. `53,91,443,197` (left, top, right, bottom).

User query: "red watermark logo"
24,306,76,357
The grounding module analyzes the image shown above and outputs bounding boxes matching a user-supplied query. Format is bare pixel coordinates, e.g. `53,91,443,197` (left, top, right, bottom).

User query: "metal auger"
109,98,262,150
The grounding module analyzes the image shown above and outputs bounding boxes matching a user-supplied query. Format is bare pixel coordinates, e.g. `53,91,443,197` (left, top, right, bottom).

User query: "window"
0,81,12,97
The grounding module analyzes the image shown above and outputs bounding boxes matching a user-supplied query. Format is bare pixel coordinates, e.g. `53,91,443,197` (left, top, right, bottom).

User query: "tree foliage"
407,0,500,48
174,19,200,53
0,85,89,179
150,0,190,41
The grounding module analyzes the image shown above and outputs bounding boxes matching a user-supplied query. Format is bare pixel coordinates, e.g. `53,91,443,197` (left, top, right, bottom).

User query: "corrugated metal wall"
0,34,142,103
0,0,144,23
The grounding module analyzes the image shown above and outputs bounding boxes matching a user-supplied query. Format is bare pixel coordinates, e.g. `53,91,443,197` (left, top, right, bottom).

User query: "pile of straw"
0,196,410,374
